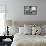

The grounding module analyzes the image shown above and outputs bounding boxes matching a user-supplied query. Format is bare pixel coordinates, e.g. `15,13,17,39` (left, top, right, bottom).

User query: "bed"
11,33,46,46
11,21,46,46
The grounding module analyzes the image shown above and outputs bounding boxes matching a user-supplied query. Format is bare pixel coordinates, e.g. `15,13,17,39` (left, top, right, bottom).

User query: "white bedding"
11,33,46,46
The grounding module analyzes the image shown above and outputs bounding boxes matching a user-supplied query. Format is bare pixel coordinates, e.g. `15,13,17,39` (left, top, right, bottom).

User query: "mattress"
11,33,46,46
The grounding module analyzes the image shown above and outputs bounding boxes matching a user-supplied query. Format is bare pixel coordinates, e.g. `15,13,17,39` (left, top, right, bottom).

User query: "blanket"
11,33,46,46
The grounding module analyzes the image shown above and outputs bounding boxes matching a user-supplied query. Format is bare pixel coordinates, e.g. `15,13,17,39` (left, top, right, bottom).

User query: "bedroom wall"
11,0,46,22
7,0,46,22
0,0,46,23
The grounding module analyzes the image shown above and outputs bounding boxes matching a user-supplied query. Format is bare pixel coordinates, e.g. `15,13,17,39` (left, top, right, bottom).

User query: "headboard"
6,20,46,27
13,21,46,27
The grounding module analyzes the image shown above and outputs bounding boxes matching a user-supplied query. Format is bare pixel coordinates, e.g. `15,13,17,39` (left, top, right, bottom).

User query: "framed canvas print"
24,6,37,15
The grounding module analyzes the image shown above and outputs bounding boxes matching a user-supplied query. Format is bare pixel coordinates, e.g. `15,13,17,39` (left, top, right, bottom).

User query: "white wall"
0,0,46,22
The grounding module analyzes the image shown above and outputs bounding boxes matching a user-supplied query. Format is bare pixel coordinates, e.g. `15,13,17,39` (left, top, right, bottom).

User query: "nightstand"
0,36,13,46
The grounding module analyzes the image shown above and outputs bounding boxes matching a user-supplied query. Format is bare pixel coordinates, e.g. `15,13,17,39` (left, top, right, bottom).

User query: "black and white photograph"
24,6,37,15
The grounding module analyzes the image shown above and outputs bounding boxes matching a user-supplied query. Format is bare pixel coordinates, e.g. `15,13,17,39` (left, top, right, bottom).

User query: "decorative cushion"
32,26,41,35
19,27,32,35
24,24,32,35
8,26,19,36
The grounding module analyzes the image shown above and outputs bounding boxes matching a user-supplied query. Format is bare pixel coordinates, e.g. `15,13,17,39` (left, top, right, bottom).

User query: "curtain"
0,5,5,36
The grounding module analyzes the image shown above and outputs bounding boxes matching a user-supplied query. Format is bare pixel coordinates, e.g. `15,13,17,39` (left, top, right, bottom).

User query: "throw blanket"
11,33,46,46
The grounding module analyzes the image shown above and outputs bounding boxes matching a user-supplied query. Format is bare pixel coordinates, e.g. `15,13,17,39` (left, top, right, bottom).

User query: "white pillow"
24,27,32,35
19,27,32,35
42,25,46,33
24,24,32,35
24,24,32,29
19,27,25,34
42,25,46,35
8,26,19,36
32,26,41,35
40,25,45,35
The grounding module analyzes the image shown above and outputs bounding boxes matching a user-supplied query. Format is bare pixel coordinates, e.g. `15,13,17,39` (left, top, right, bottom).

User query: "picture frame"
24,6,37,15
